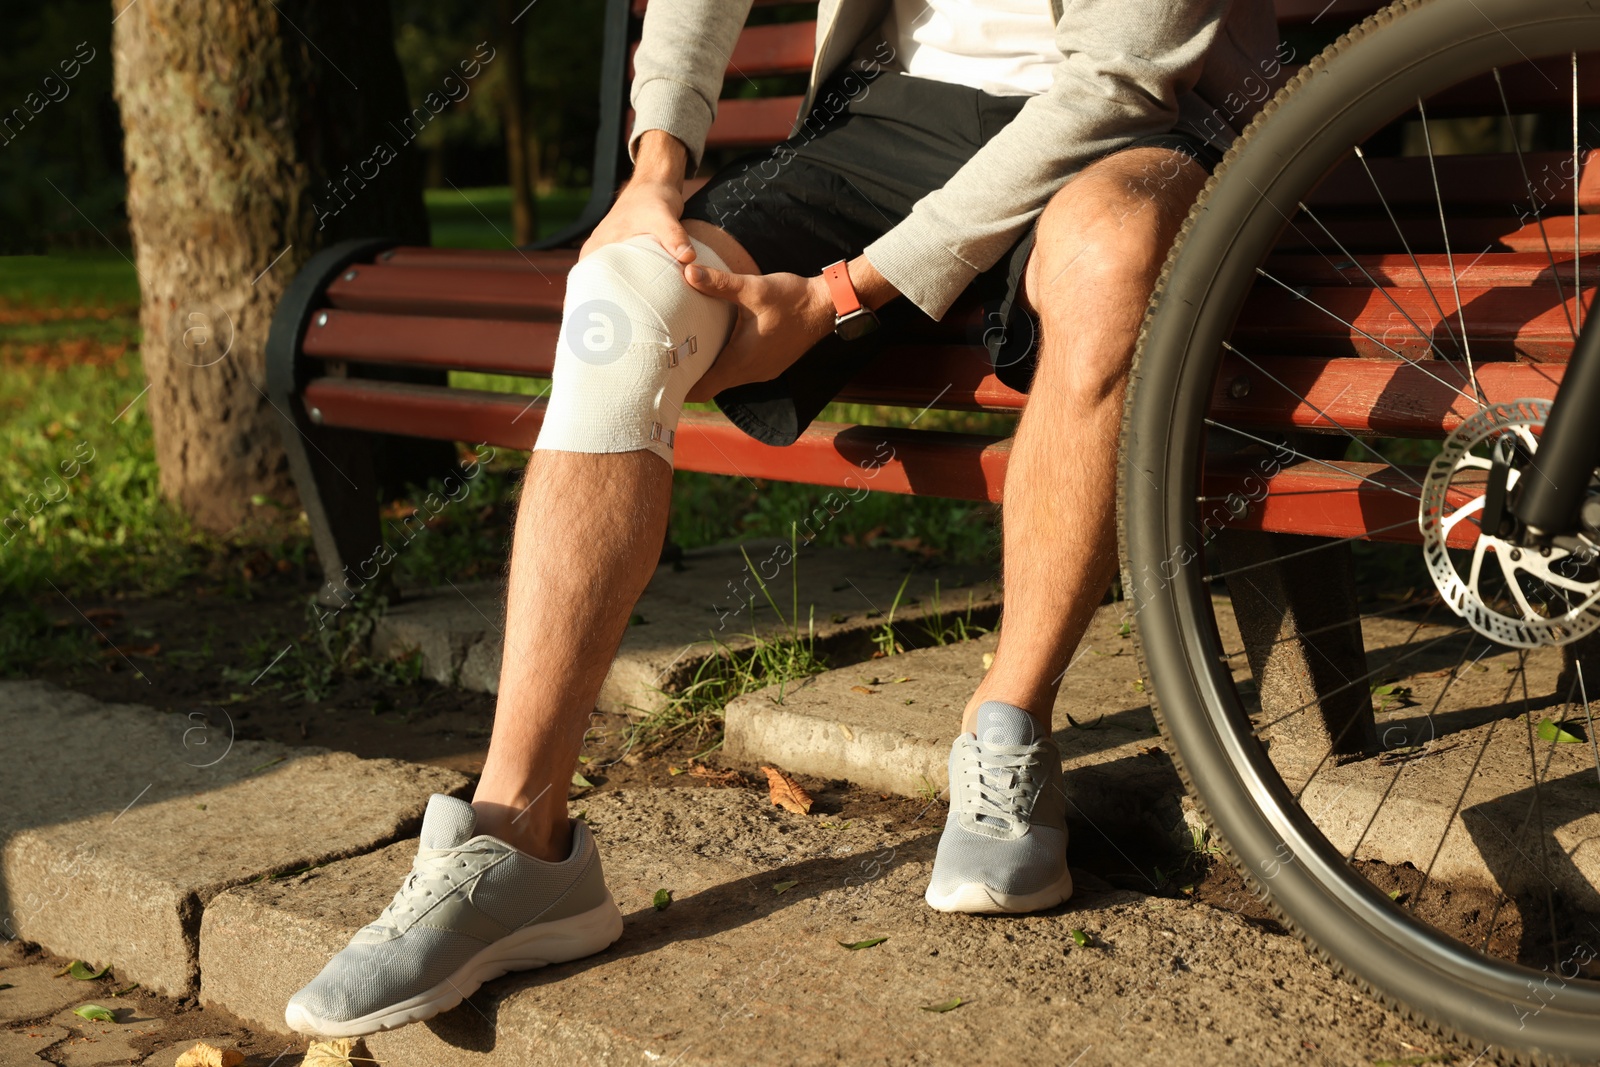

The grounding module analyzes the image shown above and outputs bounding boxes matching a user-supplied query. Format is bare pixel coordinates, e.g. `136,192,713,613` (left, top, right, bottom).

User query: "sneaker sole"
284,892,625,1038
923,866,1074,915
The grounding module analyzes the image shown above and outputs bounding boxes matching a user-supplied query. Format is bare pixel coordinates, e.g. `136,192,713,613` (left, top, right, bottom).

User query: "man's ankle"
469,799,572,862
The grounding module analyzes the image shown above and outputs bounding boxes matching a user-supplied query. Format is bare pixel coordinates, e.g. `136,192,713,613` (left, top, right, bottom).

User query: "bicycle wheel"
1121,0,1600,1062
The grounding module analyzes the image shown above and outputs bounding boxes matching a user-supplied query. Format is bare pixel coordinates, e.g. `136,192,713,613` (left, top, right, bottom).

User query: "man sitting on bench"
287,0,1278,1038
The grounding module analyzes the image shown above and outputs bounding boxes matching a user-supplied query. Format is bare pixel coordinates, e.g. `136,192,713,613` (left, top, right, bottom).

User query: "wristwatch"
822,260,880,341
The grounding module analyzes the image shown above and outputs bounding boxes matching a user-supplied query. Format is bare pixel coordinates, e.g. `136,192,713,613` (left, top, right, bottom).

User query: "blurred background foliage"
0,0,608,251
0,0,1004,671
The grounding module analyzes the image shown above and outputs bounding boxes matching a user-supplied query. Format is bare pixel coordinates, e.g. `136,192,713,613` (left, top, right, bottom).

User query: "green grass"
0,250,142,308
1,185,1004,676
424,186,589,249
624,536,831,756
0,350,203,595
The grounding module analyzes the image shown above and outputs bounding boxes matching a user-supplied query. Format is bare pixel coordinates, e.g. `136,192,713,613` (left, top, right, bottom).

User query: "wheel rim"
1125,0,1600,1057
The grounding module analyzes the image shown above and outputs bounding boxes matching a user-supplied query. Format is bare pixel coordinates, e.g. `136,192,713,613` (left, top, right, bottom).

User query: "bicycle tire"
1120,0,1600,1062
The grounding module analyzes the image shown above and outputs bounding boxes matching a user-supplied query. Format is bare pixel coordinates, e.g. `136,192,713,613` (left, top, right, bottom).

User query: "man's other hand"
682,265,836,401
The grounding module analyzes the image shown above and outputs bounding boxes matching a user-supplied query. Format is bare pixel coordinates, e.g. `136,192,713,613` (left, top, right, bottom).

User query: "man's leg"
472,222,758,862
926,146,1208,915
964,146,1210,733
285,225,764,1037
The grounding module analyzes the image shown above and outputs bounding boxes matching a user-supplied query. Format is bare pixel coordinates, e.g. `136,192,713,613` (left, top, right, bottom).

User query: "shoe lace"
961,742,1040,833
369,848,479,933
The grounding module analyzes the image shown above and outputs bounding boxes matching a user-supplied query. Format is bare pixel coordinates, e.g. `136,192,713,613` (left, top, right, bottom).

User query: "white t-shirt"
880,0,1064,97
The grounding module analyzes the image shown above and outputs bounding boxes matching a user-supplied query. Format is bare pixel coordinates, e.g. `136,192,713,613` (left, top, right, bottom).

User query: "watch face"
834,308,880,341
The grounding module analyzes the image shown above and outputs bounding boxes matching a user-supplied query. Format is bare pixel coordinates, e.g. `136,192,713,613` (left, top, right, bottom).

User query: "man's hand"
581,131,696,263
682,265,836,401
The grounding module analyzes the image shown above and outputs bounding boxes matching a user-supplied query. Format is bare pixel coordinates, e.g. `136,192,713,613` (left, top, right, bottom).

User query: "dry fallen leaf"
850,685,878,695
302,1038,360,1066
760,765,814,814
174,1043,244,1067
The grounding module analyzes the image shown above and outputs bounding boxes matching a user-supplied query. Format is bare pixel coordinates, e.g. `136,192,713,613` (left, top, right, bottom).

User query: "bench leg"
1217,530,1379,772
279,401,384,608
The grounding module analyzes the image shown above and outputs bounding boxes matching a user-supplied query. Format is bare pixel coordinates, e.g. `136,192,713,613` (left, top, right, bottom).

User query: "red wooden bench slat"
303,311,1030,411
297,299,1568,436
311,248,1590,373
378,247,578,272
302,378,1013,501
324,265,565,320
377,247,1595,289
728,20,816,77
1204,456,1473,547
629,22,816,81
1234,283,1586,361
1209,355,1564,436
1274,213,1600,254
1261,251,1600,288
299,377,1459,547
705,95,806,148
1305,150,1600,211
303,311,559,374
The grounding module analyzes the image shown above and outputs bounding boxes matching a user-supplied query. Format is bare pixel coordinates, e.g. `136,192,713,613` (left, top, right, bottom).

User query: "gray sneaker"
285,794,623,1037
924,701,1072,914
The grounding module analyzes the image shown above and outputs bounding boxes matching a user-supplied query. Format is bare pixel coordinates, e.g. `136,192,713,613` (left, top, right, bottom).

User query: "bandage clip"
666,335,698,369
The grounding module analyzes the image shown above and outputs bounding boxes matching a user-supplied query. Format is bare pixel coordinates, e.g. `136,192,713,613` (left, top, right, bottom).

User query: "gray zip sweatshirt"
631,0,1283,318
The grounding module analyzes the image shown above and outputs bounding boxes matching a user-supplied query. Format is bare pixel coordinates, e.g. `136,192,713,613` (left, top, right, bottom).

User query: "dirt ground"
7,577,1593,1064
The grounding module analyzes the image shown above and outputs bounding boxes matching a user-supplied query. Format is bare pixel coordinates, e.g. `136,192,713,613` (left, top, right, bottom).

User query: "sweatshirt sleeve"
865,0,1233,319
628,0,756,174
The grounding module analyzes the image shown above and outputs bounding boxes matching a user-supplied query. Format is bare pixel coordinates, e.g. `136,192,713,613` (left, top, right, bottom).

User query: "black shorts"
685,70,1223,447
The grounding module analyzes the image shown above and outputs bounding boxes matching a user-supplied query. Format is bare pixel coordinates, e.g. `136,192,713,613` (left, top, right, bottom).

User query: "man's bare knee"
1025,148,1206,312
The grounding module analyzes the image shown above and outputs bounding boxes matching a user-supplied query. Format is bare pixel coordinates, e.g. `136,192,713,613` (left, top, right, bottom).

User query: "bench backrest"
283,0,1600,518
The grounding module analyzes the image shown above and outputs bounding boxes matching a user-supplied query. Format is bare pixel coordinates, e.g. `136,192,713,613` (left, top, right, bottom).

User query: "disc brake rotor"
1420,398,1600,647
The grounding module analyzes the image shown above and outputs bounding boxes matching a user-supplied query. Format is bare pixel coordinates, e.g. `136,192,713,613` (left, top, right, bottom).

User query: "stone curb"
372,540,1002,714
0,681,469,997
724,609,1188,848
194,788,1459,1065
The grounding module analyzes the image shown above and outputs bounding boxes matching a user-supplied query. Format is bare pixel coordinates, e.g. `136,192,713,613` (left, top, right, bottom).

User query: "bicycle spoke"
1225,345,1426,487
1203,419,1423,500
1218,589,1447,663
1417,97,1487,407
1514,656,1563,969
1492,67,1577,342
1351,144,1469,358
1204,519,1424,583
1331,635,1482,850
1576,52,1584,332
1253,625,1471,734
1294,201,1472,371
1414,664,1521,916
1252,267,1484,408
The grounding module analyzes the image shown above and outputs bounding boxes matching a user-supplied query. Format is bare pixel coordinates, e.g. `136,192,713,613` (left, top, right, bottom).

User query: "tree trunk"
498,0,537,245
113,0,429,532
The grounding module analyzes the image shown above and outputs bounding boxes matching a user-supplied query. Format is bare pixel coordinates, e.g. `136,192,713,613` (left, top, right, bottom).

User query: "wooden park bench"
266,0,1598,754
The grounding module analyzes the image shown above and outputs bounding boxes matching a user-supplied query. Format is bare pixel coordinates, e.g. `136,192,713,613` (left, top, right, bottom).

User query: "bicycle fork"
1494,314,1600,547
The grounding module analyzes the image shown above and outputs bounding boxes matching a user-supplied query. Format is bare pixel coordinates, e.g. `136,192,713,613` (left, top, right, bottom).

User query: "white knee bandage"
535,235,734,464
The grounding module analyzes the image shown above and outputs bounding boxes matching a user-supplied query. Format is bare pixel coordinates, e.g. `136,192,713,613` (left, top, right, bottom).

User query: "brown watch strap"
822,260,863,317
